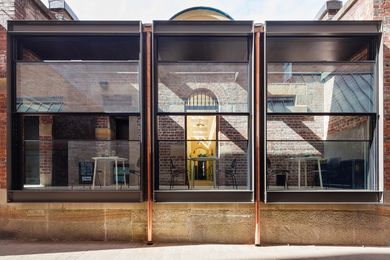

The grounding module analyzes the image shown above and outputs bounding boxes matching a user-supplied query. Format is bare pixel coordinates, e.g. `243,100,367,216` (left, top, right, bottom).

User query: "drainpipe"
254,25,263,246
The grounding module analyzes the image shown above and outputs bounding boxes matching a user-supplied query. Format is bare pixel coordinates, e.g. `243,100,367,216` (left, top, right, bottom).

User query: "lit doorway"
185,91,218,188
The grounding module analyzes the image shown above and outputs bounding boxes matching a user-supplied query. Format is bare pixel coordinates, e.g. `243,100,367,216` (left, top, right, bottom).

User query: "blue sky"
43,0,348,22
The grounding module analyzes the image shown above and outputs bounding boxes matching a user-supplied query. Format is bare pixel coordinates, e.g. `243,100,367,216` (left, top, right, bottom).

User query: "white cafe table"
288,156,323,189
187,157,218,189
92,156,127,190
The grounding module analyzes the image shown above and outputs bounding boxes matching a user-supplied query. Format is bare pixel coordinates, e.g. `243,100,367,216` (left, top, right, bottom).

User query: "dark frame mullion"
13,112,142,116
153,32,253,201
184,114,187,186
15,60,140,63
266,112,377,116
157,112,250,116
8,30,145,201
157,60,250,64
267,140,373,142
267,60,376,64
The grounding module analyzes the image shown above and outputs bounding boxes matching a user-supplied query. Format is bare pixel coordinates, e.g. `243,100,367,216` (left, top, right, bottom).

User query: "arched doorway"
185,90,218,186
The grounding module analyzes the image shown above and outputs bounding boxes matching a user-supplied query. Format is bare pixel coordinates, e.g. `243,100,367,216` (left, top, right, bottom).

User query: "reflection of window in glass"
267,63,375,113
268,96,295,112
156,114,250,191
283,63,292,82
18,115,141,191
185,91,218,112
155,34,252,197
16,62,140,113
266,115,377,192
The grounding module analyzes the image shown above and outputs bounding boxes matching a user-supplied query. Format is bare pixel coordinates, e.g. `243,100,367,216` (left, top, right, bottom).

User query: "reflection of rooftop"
268,72,374,113
17,97,64,112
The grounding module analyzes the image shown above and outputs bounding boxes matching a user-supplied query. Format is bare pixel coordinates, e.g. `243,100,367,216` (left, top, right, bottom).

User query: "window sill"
154,190,253,202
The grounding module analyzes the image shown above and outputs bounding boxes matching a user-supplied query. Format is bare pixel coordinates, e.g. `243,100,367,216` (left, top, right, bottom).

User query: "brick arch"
184,88,219,111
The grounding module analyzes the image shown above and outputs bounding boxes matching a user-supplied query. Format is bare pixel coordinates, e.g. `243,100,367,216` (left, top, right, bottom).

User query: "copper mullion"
145,25,153,245
254,28,262,246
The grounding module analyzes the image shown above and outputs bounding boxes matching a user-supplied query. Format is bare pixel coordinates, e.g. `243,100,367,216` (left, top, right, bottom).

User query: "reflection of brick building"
0,0,390,246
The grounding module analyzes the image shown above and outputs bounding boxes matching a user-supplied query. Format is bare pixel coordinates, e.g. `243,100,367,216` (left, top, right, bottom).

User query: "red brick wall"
0,0,54,189
334,0,374,20
0,28,6,78
39,115,53,186
14,0,52,20
327,116,368,135
373,0,390,190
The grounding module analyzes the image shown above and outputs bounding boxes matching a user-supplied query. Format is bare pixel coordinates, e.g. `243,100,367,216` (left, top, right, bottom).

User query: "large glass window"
265,35,379,197
267,115,377,191
16,61,140,113
156,115,249,190
11,34,143,196
155,36,252,193
18,115,141,190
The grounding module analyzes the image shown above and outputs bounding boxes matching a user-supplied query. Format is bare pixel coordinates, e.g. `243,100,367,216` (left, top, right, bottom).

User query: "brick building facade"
0,1,389,245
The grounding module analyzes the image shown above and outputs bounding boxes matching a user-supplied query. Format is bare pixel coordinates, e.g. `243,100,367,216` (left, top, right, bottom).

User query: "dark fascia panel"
153,20,253,35
265,20,382,36
7,20,142,34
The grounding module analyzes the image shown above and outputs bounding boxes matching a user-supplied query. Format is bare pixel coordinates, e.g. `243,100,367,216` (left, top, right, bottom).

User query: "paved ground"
0,240,390,259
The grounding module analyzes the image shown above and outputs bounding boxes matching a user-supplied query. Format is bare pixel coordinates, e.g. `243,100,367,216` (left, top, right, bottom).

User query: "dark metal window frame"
152,21,254,202
263,21,383,203
7,21,145,203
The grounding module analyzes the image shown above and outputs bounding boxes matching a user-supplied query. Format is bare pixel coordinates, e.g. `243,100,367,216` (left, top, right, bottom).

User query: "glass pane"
22,140,141,190
158,36,249,62
267,62,375,113
266,140,376,191
18,115,141,191
158,140,249,191
157,115,185,140
158,141,186,190
267,115,373,141
158,63,249,112
18,35,140,61
219,115,248,141
187,115,216,141
218,141,249,190
16,61,140,113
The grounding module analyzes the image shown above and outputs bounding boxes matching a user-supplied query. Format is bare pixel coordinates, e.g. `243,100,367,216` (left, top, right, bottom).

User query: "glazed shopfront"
4,14,384,244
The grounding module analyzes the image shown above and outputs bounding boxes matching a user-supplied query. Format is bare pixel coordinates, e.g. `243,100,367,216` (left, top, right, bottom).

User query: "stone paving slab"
0,240,390,260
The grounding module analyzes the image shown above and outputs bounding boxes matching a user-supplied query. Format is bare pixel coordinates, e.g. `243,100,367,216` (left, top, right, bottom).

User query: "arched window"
185,90,218,112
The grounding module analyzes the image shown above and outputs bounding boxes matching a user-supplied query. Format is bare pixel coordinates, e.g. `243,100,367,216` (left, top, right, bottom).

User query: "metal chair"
169,158,181,189
266,158,289,189
225,158,238,189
